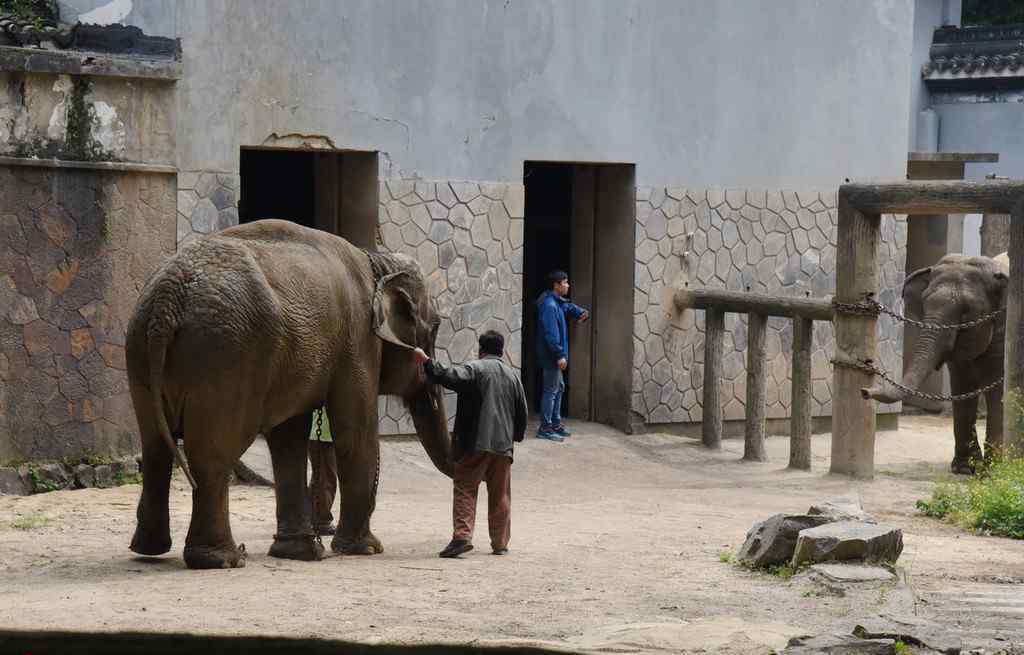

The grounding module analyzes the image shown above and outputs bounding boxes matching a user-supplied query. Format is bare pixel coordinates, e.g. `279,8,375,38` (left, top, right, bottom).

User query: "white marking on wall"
91,101,126,154
76,0,132,25
47,75,73,142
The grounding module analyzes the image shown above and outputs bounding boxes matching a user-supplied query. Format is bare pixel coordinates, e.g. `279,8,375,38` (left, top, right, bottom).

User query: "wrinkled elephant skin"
126,220,452,569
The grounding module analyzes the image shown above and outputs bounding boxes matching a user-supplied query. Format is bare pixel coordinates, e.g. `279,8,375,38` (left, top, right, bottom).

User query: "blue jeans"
539,365,564,431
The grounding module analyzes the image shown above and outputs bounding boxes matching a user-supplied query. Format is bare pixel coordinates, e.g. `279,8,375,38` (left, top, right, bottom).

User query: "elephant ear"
372,271,419,351
902,266,932,321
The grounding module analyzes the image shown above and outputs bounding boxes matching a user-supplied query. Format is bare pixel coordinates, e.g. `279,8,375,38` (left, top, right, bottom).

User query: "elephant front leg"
331,415,384,556
267,413,324,562
950,383,983,475
984,385,1005,465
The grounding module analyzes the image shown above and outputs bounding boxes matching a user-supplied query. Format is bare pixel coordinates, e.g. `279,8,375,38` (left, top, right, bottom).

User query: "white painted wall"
174,0,915,187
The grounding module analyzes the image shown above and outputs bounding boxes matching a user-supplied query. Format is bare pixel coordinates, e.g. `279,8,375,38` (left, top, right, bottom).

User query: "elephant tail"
146,307,198,490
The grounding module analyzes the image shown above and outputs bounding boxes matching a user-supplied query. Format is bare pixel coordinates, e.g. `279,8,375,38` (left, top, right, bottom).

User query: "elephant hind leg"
130,384,173,557
181,405,253,569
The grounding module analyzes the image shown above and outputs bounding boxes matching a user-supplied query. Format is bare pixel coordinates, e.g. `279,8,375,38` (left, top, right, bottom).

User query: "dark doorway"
239,148,379,249
240,149,316,227
522,161,636,433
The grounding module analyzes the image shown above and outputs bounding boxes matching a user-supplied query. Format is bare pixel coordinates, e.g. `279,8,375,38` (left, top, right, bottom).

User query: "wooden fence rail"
673,288,833,470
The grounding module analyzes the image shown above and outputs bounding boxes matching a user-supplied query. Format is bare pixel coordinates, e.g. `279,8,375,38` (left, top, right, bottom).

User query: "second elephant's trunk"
862,324,951,403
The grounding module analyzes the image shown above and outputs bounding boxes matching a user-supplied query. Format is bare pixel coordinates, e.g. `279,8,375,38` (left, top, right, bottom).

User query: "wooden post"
790,317,813,470
702,308,724,449
744,313,768,461
831,192,880,478
1005,203,1024,456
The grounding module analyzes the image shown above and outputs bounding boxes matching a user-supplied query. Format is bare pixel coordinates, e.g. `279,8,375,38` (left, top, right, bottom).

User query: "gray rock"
792,521,903,567
808,496,873,522
737,513,835,568
94,464,113,488
781,634,895,655
32,463,71,492
237,437,274,485
810,563,896,583
0,466,31,495
73,463,96,488
853,616,961,655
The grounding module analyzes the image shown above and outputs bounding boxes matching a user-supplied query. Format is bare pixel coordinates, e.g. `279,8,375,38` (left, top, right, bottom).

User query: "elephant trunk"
862,323,951,403
408,385,454,478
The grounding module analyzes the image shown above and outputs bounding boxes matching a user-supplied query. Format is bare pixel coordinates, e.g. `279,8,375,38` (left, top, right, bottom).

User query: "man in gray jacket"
413,330,528,558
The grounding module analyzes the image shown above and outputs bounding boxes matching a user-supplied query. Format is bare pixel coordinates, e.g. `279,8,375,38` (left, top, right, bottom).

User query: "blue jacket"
535,290,587,367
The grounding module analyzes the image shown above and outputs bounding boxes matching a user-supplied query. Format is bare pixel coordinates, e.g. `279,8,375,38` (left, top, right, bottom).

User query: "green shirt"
309,408,333,442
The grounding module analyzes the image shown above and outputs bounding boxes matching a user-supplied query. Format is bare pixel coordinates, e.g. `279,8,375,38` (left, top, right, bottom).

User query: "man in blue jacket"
535,270,589,442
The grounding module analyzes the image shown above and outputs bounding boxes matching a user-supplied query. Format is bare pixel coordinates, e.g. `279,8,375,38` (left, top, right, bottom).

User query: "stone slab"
781,634,895,655
737,513,835,568
854,615,962,655
810,563,896,583
792,521,904,567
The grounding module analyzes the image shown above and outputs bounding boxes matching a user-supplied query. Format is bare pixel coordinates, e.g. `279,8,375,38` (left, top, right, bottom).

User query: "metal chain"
310,407,325,549
832,296,1005,331
832,357,1004,402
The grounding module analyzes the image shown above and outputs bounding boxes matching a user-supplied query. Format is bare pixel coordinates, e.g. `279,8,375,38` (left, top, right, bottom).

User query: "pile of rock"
736,496,903,570
0,457,141,495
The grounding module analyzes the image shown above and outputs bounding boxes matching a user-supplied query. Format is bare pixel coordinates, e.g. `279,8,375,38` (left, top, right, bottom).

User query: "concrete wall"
174,0,914,186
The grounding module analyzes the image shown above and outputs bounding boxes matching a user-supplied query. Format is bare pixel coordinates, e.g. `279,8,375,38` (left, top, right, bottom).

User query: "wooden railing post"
831,192,880,478
702,307,724,449
744,313,767,461
1006,203,1024,456
789,317,813,470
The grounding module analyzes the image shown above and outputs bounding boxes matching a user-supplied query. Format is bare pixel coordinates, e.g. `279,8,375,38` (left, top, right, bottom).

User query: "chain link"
832,357,1004,402
832,296,1005,330
310,407,325,549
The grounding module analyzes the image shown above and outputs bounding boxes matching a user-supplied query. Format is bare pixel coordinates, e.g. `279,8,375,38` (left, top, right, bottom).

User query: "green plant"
917,457,1024,539
10,513,50,530
893,641,910,655
114,471,143,486
27,465,61,493
718,550,734,564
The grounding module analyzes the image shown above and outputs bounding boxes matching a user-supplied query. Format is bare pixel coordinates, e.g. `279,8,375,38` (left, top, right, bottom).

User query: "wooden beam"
789,318,814,470
842,180,1024,215
831,193,880,479
702,308,724,450
673,288,833,321
744,313,768,462
1006,209,1024,456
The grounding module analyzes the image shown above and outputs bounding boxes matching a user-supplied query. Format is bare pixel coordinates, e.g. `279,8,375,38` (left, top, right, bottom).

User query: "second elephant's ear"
372,273,419,351
902,266,932,321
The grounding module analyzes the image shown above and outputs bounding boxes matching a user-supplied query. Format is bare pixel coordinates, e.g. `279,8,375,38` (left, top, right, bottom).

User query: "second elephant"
863,253,1008,474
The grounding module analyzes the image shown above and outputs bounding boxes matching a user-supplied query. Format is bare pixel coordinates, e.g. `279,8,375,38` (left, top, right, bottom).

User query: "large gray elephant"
863,253,1008,474
125,219,453,569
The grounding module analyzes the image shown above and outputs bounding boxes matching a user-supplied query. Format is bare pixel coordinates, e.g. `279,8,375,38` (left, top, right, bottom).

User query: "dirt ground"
1,415,1022,653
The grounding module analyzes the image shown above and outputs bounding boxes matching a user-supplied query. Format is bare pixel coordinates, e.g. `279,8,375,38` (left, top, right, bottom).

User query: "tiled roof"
923,24,1024,85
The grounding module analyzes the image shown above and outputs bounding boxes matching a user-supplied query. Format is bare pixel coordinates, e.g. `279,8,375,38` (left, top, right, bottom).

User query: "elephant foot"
183,543,248,569
331,531,383,555
950,459,977,476
129,527,171,557
268,534,325,561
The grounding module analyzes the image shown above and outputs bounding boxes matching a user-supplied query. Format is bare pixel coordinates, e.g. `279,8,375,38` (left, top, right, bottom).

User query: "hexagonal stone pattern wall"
376,179,525,435
176,171,239,248
632,187,906,425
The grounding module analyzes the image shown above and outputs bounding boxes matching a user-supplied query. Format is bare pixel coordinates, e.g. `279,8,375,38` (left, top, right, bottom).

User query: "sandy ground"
1,415,1022,653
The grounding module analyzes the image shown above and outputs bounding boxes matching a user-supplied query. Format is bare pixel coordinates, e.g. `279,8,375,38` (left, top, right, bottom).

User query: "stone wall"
632,187,906,426
375,179,525,435
175,170,239,247
0,166,176,463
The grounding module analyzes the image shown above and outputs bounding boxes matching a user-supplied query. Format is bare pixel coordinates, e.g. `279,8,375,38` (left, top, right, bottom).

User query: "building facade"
1,0,918,462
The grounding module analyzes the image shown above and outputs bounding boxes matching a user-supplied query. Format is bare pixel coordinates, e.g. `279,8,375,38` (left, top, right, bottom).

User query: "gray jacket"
423,355,528,460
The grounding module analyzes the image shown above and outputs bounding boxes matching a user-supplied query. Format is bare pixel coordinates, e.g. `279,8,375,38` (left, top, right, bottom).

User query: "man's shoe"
492,547,509,555
552,425,571,437
439,539,473,558
536,431,564,442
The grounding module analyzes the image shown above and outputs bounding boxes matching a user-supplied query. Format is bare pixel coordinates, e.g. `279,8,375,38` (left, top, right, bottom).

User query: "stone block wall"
375,179,525,435
632,187,906,426
0,166,176,463
175,170,239,247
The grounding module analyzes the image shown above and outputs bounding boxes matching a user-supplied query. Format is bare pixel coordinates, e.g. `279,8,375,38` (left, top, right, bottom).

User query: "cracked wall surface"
375,179,525,435
175,170,239,247
0,166,176,462
632,187,906,426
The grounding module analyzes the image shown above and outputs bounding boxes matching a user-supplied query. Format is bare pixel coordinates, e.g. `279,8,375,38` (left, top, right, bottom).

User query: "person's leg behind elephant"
308,407,338,535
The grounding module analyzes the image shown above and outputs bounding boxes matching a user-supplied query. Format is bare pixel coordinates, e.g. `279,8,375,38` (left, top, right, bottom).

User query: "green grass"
916,457,1024,539
894,641,910,655
718,550,734,563
10,514,50,530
